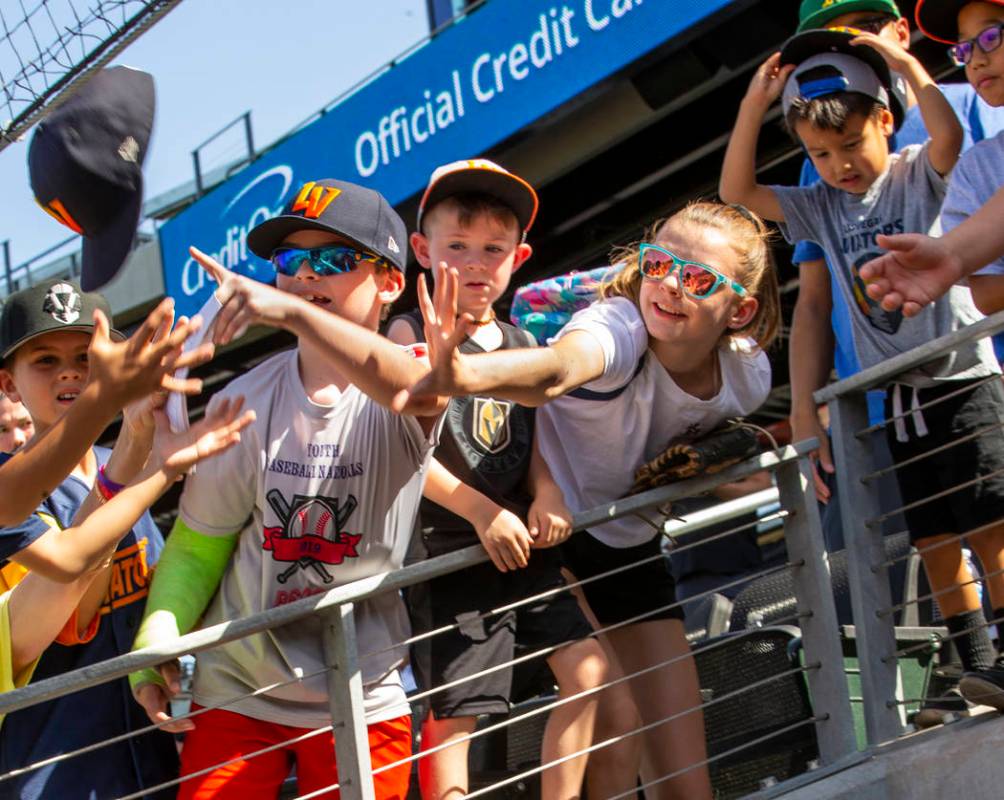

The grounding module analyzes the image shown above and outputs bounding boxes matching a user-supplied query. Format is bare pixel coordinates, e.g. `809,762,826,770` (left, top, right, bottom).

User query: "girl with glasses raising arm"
395,201,780,800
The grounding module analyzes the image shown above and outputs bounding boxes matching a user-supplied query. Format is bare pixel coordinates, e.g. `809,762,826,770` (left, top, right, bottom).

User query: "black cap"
0,278,123,360
246,179,408,273
915,0,1004,43
28,66,155,292
780,29,909,131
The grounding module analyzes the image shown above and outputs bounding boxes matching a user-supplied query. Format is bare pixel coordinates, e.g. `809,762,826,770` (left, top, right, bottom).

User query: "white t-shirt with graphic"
179,348,437,728
536,298,771,548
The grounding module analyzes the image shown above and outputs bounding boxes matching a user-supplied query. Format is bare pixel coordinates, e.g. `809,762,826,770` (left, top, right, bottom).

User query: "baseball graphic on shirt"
294,499,336,540
262,491,362,580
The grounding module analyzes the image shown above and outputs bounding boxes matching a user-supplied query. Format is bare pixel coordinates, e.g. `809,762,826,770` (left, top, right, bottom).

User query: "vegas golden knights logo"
473,397,511,454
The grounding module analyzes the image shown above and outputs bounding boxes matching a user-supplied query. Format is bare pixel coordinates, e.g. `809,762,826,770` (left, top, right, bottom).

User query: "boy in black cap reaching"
722,29,1004,711
0,278,252,800
131,179,448,799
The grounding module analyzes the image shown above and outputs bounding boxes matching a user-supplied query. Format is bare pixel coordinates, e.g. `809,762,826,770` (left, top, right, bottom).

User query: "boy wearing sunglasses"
130,179,447,799
384,161,606,800
722,29,1004,717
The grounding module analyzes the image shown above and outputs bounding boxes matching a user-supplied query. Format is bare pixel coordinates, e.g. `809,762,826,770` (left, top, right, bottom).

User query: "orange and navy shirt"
0,447,177,800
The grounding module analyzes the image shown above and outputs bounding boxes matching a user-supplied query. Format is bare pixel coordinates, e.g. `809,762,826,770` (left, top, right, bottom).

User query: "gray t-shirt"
942,130,1004,276
179,348,437,728
773,143,998,386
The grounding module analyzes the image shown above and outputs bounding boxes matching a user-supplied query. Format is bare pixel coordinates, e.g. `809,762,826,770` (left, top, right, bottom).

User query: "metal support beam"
322,602,375,800
777,456,857,763
829,394,904,746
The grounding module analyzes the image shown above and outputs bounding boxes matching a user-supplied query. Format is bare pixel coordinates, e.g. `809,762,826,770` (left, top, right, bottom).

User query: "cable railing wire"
855,373,1002,439
866,465,1004,527
0,667,332,784
861,421,1004,483
359,508,790,663
608,715,825,800
293,662,819,800
887,611,1004,663
877,563,1004,619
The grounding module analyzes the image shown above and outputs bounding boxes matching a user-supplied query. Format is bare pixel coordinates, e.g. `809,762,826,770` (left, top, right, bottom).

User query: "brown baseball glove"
629,424,763,495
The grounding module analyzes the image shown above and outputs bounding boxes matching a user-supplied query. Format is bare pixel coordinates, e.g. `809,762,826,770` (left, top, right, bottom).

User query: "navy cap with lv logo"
246,178,408,274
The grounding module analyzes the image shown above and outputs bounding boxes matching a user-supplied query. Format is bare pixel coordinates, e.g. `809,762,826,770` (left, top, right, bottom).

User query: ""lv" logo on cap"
292,182,341,219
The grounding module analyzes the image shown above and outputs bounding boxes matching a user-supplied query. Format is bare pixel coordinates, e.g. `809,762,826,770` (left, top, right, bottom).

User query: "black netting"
0,0,180,149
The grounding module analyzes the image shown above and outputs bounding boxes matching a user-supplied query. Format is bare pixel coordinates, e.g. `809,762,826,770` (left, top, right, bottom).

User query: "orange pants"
177,705,411,799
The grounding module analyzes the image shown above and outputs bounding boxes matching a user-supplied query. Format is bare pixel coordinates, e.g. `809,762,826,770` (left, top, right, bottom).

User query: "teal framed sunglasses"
639,243,747,299
271,245,391,277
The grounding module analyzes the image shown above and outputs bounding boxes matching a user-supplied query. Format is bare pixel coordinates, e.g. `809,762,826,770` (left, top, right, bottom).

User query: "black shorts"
560,530,684,626
885,377,1004,543
408,548,593,718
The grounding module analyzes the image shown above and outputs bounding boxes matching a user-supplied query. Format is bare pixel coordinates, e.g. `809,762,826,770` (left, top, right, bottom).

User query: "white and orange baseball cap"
417,159,539,239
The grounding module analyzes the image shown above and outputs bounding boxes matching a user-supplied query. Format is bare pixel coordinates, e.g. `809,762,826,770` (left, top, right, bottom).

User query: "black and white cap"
28,67,156,292
0,278,123,360
246,178,408,274
780,29,908,131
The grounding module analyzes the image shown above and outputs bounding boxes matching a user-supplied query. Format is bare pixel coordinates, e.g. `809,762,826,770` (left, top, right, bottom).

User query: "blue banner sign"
160,0,734,317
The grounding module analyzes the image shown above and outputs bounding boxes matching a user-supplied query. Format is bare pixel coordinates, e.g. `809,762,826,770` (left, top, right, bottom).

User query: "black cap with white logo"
28,66,155,292
0,278,123,360
246,178,408,274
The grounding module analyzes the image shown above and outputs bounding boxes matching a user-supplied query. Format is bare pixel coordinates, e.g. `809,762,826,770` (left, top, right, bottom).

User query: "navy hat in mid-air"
28,66,155,292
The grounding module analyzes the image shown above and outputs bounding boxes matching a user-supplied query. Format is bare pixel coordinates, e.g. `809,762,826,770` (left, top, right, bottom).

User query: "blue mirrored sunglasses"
271,245,391,277
949,23,1004,66
638,243,747,299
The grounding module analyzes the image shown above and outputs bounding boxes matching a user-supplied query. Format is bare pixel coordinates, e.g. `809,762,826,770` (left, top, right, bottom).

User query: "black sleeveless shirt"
391,309,536,554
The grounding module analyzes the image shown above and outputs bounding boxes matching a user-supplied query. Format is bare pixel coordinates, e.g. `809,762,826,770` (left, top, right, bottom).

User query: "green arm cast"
128,519,237,692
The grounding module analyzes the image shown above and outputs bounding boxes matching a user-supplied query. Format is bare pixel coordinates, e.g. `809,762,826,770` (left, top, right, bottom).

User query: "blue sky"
0,0,429,269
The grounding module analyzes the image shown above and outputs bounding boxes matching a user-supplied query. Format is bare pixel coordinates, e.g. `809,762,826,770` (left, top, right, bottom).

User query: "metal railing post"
828,392,904,745
776,453,857,763
242,111,255,159
322,602,376,800
2,240,11,295
192,150,204,197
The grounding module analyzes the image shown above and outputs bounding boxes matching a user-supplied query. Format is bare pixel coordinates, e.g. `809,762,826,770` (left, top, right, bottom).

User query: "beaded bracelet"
96,464,125,502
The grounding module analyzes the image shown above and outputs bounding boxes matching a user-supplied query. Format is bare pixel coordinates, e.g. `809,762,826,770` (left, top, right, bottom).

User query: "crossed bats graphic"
266,489,358,584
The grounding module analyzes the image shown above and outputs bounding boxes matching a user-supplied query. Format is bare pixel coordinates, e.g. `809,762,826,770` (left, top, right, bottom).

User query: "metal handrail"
814,308,1004,403
0,442,815,717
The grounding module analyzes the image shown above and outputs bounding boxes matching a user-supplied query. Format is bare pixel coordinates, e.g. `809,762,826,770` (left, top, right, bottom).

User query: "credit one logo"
179,165,293,296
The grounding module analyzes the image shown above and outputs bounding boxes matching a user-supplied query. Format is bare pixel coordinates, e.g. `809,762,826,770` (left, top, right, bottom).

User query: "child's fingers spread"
161,374,204,395
171,342,215,372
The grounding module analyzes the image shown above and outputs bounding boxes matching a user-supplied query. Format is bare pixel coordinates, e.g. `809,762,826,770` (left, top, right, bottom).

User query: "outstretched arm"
860,184,1004,315
719,52,792,222
10,399,252,582
5,401,252,674
392,264,607,411
852,34,962,175
192,247,446,429
0,302,213,526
